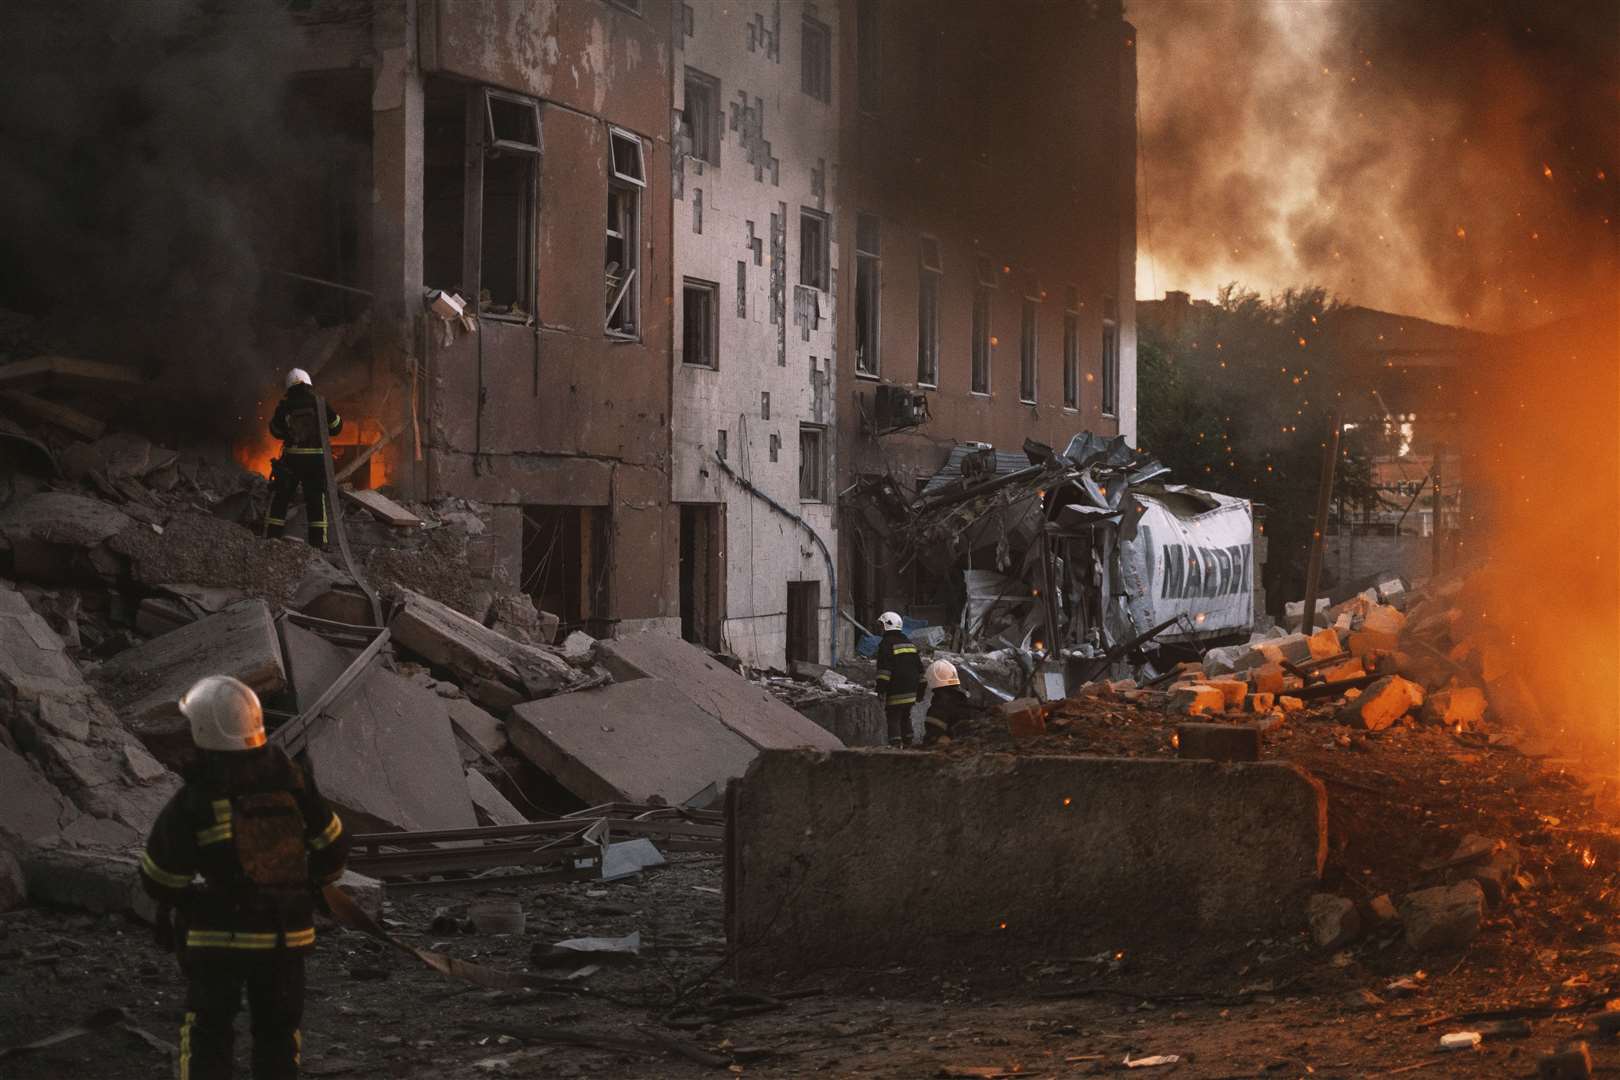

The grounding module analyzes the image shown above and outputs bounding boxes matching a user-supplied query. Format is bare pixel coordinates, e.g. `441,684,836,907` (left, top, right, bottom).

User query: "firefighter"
874,610,922,747
922,659,980,746
139,675,350,1080
265,368,342,550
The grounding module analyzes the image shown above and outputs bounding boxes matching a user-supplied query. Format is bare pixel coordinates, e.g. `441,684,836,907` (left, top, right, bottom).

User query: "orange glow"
233,405,391,490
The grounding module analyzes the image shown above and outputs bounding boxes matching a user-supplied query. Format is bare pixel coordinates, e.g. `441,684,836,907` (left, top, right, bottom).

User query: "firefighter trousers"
181,947,305,1080
266,454,330,549
885,704,913,746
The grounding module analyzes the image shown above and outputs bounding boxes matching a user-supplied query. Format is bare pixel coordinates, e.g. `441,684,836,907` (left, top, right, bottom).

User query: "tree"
1138,285,1380,615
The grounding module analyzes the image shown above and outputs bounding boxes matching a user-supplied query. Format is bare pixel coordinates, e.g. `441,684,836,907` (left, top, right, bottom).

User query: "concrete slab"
0,491,132,549
305,665,476,834
0,742,81,846
22,845,144,914
467,768,527,826
92,600,286,740
389,586,577,707
793,693,885,746
510,679,759,806
447,697,507,756
278,617,360,714
0,588,87,700
599,632,843,751
730,750,1327,975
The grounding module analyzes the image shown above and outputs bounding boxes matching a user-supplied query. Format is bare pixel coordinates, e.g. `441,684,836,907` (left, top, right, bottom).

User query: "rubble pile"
0,332,845,917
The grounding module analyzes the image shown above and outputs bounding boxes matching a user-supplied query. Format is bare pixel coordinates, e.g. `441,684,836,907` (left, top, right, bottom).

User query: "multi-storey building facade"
670,1,842,669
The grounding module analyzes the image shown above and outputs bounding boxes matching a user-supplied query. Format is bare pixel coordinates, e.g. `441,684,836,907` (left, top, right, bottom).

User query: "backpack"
283,399,322,447
231,790,308,889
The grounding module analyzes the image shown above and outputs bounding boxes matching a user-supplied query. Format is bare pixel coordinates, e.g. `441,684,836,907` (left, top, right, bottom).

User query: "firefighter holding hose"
264,368,342,550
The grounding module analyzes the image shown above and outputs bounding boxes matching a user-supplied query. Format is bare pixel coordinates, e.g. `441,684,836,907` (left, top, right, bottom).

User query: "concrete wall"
671,1,840,668
729,750,1328,975
410,0,679,630
832,0,1138,634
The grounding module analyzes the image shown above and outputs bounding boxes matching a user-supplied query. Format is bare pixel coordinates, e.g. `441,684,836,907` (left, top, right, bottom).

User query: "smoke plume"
1132,0,1620,329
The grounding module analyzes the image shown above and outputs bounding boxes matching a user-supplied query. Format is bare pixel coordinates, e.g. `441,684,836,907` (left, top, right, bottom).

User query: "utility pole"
1301,410,1341,636
1430,444,1444,576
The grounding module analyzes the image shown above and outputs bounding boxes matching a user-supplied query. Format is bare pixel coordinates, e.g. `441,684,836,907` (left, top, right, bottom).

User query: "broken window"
769,432,780,461
799,424,827,501
682,68,720,165
971,257,995,395
917,236,941,387
1020,295,1039,404
1063,287,1080,409
522,506,611,638
605,127,645,338
761,391,771,419
856,0,880,113
1102,296,1119,416
800,208,830,291
717,428,728,460
802,15,832,103
682,278,718,368
422,83,540,318
855,213,880,377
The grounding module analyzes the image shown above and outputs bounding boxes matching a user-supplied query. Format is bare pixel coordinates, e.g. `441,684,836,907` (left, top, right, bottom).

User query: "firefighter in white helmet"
139,676,350,1080
264,367,342,550
874,611,921,746
922,659,980,746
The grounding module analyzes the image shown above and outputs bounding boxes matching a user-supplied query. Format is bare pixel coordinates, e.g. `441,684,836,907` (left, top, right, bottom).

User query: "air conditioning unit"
872,383,930,434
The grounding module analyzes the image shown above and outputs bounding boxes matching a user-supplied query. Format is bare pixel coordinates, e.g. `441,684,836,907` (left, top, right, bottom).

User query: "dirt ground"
7,700,1620,1078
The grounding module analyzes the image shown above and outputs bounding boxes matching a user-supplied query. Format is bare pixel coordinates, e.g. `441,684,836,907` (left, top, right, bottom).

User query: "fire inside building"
0,1,1616,1077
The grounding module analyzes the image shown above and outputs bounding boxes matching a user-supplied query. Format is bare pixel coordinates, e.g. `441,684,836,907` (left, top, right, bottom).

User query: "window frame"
970,257,995,396
681,277,719,369
604,127,646,339
801,14,832,103
483,88,542,156
799,423,828,502
682,67,721,166
606,0,642,16
799,207,830,292
854,212,881,379
1101,296,1120,417
916,236,941,388
1062,286,1080,410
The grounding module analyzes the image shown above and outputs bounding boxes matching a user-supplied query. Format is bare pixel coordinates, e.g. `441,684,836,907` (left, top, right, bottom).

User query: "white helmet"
285,367,313,389
878,611,903,632
179,675,266,752
926,659,960,690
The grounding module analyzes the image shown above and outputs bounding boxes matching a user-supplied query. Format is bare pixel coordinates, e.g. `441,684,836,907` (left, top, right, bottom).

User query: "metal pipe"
1301,410,1341,636
712,452,838,666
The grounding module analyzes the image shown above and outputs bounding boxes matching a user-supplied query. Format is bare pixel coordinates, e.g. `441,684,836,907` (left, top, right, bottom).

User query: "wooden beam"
0,392,105,440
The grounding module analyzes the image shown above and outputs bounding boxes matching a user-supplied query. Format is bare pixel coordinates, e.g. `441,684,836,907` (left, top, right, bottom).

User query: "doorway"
785,580,820,665
679,504,724,651
521,505,611,637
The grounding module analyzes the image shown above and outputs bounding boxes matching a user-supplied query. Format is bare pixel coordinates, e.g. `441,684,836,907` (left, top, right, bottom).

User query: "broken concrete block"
1320,658,1367,683
1308,893,1361,950
1176,722,1260,762
1344,675,1425,732
1368,893,1399,923
731,751,1328,975
1347,629,1399,658
109,512,321,603
1279,695,1305,713
996,697,1048,737
1422,686,1487,729
0,742,82,846
93,599,286,743
333,869,384,919
1401,880,1484,952
1307,627,1341,661
1374,578,1406,604
560,631,597,661
598,631,842,750
389,586,578,708
447,697,507,757
0,490,133,550
277,617,360,716
0,849,24,912
510,678,758,806
1250,663,1286,696
1169,684,1224,717
1362,604,1407,637
467,769,527,826
305,665,477,833
1248,692,1276,714
1209,679,1248,709
22,844,143,914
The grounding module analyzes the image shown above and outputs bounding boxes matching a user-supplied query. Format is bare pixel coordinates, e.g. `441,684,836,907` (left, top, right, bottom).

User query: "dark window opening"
606,128,645,337
786,580,820,665
800,208,829,290
799,424,826,501
917,238,940,387
971,259,995,395
802,15,832,102
682,68,720,165
1020,296,1039,403
856,0,880,112
855,212,880,377
522,505,611,639
1102,296,1120,416
682,279,718,367
1063,309,1080,409
680,505,723,652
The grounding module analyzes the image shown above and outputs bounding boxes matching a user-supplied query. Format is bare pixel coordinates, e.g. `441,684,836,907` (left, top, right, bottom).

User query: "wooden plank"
0,392,105,439
333,422,404,483
0,356,144,391
342,486,422,527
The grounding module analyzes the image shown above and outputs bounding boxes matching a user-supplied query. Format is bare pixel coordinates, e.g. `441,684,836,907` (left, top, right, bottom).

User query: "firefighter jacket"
874,629,922,707
924,686,980,743
140,745,350,952
268,384,342,456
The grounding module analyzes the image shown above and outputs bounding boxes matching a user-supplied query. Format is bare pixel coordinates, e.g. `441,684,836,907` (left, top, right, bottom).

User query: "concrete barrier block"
730,751,1327,975
1176,723,1260,762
